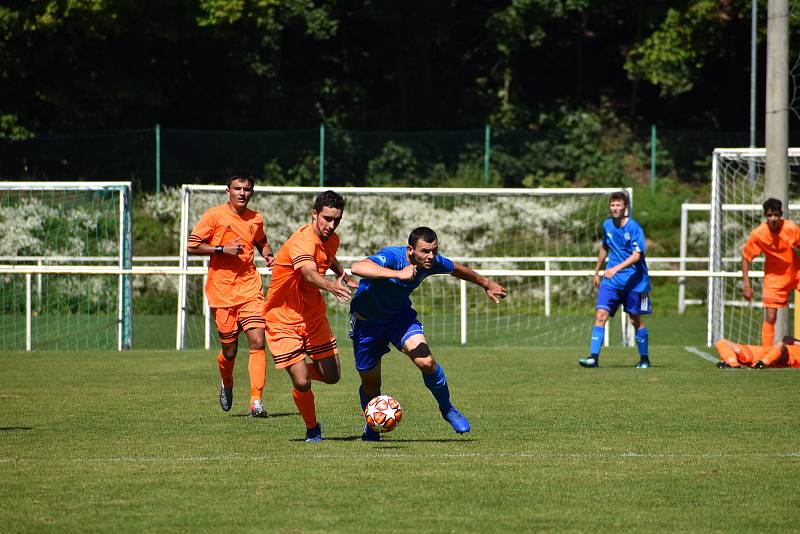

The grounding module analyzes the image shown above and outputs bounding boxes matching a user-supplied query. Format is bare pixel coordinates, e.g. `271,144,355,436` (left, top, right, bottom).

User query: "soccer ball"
364,395,403,433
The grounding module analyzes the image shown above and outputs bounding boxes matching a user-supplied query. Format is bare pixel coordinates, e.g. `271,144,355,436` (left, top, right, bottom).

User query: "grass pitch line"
685,346,718,363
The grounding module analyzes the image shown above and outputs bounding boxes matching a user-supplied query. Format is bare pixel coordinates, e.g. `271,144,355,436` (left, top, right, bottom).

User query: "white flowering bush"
0,191,122,313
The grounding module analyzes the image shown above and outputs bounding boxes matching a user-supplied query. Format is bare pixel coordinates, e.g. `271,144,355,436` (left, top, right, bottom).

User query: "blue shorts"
349,308,424,372
596,284,652,317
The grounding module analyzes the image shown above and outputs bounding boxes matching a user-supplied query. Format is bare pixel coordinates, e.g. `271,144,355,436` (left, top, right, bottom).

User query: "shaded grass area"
1,345,799,532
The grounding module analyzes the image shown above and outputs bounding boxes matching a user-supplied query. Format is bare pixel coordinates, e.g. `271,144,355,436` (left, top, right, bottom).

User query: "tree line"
1,1,791,139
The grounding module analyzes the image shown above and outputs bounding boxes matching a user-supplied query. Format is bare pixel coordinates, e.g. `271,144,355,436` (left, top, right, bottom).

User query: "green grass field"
2,342,799,532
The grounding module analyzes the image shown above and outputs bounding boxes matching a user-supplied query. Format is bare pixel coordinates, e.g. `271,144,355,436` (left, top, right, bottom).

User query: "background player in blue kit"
349,226,507,441
579,191,652,369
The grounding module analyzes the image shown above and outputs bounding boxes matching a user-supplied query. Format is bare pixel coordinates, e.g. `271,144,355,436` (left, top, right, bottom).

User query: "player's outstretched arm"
450,263,507,303
331,258,358,288
351,259,416,281
299,263,352,303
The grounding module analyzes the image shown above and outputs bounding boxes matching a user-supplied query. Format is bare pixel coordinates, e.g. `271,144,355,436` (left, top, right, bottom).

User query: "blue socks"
635,327,649,361
423,364,452,414
589,325,604,357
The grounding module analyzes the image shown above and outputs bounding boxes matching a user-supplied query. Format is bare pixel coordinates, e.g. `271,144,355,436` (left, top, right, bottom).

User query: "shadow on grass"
0,427,33,431
290,436,476,443
232,412,295,418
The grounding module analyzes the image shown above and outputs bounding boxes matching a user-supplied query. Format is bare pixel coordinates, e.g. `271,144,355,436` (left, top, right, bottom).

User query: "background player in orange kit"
741,198,800,346
263,190,357,442
716,337,800,369
187,174,275,417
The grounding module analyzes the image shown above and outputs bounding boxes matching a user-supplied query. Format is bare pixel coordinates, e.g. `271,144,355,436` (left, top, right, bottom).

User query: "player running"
187,174,275,417
741,198,800,347
349,226,507,441
263,190,356,443
579,191,651,368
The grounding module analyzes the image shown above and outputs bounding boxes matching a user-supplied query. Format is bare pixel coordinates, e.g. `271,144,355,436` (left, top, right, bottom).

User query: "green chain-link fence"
1,126,778,191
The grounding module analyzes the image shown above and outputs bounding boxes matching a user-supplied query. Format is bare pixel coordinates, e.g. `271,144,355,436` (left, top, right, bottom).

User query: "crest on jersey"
624,232,631,241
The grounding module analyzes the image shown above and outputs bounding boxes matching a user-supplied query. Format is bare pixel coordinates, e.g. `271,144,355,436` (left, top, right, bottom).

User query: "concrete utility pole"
765,0,790,342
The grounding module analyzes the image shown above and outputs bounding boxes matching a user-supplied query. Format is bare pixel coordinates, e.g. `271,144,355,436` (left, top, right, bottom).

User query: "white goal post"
177,185,635,350
0,182,133,351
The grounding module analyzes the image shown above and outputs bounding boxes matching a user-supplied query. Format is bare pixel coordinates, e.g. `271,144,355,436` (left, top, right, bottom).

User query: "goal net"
708,149,800,346
178,186,632,350
0,182,132,351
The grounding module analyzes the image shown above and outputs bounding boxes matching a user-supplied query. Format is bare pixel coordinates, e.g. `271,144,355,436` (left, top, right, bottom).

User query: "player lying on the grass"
741,198,800,346
715,337,800,368
187,173,275,417
579,191,652,369
263,190,357,443
349,226,507,441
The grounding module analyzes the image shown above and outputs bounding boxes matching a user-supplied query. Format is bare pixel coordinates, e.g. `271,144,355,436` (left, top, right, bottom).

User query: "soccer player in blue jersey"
579,191,652,369
349,226,507,441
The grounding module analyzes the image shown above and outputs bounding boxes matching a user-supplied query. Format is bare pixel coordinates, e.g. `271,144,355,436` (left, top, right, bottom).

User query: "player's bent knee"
320,371,340,385
292,377,312,391
414,356,436,373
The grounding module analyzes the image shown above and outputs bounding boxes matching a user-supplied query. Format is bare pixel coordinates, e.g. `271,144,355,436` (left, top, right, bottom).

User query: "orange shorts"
762,271,800,308
265,317,338,369
211,296,265,344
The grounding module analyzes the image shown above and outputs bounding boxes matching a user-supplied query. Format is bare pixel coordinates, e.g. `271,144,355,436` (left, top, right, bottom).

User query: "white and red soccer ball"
364,395,403,433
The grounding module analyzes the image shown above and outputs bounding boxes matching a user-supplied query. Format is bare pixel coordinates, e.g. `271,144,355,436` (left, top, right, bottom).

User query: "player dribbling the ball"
349,227,507,441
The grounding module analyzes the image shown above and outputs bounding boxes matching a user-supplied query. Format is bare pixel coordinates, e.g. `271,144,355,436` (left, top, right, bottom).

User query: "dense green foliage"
0,1,789,136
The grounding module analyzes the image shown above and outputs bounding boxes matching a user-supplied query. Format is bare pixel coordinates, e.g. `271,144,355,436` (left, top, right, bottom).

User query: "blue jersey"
350,246,455,324
600,217,650,293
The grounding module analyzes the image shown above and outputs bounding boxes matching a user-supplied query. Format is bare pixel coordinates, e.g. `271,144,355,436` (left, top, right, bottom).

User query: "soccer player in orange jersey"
187,174,275,417
714,338,773,368
263,190,357,443
752,336,800,369
741,198,800,346
716,337,800,369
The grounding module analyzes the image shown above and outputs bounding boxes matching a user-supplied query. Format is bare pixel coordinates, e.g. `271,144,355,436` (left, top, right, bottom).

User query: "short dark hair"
408,227,438,247
609,191,629,206
227,173,255,188
763,197,783,214
313,190,346,212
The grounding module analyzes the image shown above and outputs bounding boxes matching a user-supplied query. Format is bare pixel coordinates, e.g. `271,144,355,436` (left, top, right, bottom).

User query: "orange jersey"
264,224,340,326
783,345,800,368
732,344,769,365
742,220,800,292
188,204,268,308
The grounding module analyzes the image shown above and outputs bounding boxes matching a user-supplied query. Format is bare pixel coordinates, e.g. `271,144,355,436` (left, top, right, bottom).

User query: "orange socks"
292,387,317,429
217,351,235,388
762,321,775,347
248,349,267,403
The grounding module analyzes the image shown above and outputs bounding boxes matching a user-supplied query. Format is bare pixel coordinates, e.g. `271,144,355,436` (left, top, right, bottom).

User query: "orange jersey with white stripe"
742,220,800,291
188,204,268,308
264,224,340,326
